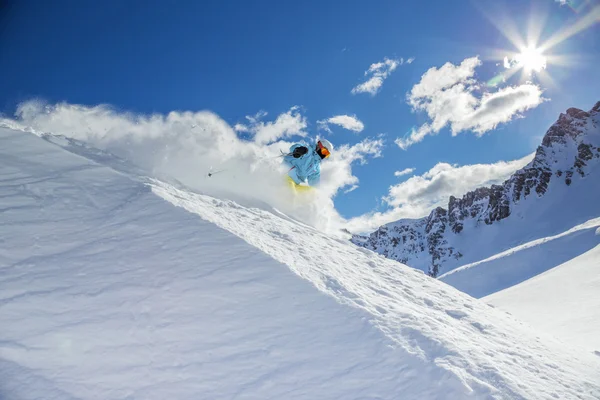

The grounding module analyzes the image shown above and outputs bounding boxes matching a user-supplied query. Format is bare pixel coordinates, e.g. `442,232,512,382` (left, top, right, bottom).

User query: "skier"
282,138,333,189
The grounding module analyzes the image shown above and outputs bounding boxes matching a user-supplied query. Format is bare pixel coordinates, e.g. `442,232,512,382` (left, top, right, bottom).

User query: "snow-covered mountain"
353,101,600,277
3,126,600,399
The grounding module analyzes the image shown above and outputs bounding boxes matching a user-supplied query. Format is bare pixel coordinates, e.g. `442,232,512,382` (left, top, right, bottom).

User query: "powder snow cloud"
0,100,382,232
396,56,546,150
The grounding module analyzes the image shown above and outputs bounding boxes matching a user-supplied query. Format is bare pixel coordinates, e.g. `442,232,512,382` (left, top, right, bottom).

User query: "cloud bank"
345,153,534,233
396,56,546,149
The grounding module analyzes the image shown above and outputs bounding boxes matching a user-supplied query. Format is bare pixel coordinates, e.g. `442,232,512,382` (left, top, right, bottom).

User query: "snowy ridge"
353,101,600,277
439,217,600,297
2,127,599,399
485,244,600,354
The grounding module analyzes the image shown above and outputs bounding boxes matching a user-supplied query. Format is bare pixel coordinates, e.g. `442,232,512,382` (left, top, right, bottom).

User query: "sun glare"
515,46,547,72
481,3,600,88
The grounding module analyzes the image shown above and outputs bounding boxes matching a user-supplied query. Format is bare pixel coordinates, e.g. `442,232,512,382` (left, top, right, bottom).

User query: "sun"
515,46,547,73
481,3,600,88
500,44,548,82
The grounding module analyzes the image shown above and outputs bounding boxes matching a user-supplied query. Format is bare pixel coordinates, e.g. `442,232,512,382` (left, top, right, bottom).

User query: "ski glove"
292,146,308,158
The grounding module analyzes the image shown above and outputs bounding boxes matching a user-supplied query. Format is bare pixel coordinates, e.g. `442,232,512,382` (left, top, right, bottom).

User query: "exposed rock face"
352,101,600,277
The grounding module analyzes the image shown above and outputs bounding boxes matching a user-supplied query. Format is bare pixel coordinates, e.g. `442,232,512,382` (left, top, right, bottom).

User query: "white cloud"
351,57,403,96
344,153,534,233
318,137,384,198
406,57,415,64
555,0,568,5
396,56,546,150
385,154,533,208
394,168,415,177
344,185,359,194
1,100,382,233
234,123,249,132
235,107,307,144
456,84,545,133
317,114,365,133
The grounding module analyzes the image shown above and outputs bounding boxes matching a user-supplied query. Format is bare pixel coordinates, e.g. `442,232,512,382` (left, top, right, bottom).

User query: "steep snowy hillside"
353,101,600,277
485,244,600,354
2,128,600,399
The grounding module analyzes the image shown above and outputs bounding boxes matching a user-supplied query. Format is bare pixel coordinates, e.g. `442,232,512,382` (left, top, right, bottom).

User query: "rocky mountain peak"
542,106,592,147
353,101,600,277
565,107,590,119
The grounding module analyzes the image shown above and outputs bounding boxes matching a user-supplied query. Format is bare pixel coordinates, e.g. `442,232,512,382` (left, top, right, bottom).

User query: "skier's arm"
283,144,302,166
291,146,308,158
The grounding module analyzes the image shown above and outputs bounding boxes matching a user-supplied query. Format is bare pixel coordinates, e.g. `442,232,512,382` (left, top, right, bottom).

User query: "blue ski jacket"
283,142,322,186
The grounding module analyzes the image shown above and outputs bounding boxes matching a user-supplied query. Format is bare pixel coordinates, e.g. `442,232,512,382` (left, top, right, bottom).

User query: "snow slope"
439,217,600,298
2,126,600,399
0,128,425,399
484,244,600,354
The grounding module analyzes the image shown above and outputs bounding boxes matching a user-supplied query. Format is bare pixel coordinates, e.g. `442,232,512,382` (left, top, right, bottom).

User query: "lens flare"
515,46,547,72
477,2,599,88
539,5,600,53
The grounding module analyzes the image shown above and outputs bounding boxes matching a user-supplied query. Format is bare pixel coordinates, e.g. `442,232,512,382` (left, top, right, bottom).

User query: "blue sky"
1,0,599,227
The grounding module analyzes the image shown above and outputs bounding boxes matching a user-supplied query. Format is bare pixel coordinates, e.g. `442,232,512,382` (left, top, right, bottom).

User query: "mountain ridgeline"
352,101,600,277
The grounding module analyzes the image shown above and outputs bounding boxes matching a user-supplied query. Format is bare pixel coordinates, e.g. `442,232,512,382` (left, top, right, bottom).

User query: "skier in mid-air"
282,138,333,190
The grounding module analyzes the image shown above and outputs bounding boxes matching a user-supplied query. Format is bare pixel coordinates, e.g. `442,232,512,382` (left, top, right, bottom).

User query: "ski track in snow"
1,127,600,399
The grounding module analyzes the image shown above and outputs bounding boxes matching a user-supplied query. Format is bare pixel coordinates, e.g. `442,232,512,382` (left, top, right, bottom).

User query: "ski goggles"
317,141,331,158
